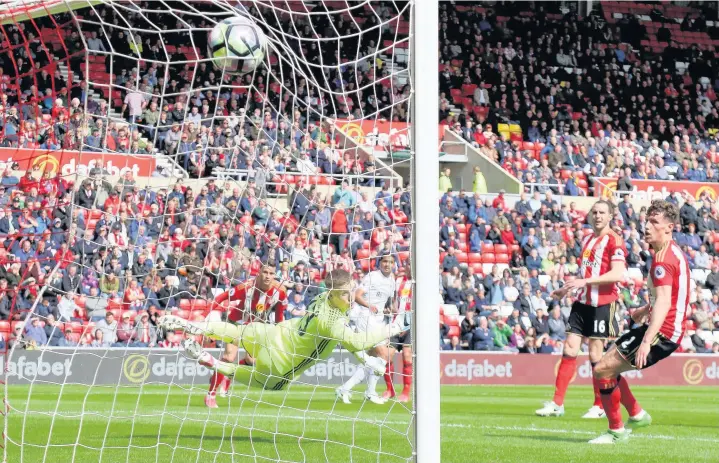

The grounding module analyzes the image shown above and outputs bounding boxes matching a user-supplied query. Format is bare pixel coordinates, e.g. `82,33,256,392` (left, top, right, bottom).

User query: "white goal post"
0,0,440,462
412,1,440,463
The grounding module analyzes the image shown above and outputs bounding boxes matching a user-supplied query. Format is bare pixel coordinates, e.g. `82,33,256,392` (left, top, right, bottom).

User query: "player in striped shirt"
203,262,288,408
383,264,413,403
589,200,689,444
537,200,636,419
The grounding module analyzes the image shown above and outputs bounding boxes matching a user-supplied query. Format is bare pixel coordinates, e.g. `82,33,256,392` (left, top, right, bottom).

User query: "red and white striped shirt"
648,241,691,343
576,231,626,307
214,280,288,324
396,277,413,313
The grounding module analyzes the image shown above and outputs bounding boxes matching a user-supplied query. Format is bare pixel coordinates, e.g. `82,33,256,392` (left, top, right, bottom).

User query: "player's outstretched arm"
325,314,409,353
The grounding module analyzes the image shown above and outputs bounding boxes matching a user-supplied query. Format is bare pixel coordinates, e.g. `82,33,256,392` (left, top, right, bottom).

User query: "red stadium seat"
481,253,495,264
494,244,508,254
193,299,208,310
468,252,482,264
358,257,371,272
447,325,460,339
456,223,467,233
461,83,477,96
175,309,191,320
190,309,206,320
458,233,467,243
458,242,468,252
481,243,494,254
179,299,191,311
470,263,483,274
70,321,84,334
456,252,468,264
495,254,509,264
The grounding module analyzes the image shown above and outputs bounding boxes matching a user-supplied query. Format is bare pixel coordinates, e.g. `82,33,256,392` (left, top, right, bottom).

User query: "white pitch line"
475,424,719,444
10,410,719,444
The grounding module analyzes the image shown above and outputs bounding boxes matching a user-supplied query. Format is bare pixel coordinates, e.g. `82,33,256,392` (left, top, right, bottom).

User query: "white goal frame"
412,1,441,463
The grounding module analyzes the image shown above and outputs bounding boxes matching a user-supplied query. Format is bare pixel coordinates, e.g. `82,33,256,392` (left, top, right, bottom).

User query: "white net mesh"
0,1,415,462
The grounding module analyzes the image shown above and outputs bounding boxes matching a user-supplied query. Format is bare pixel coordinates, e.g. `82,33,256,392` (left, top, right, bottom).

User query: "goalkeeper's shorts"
233,321,307,391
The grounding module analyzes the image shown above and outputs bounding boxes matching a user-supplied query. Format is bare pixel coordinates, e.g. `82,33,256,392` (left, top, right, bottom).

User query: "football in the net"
208,15,267,75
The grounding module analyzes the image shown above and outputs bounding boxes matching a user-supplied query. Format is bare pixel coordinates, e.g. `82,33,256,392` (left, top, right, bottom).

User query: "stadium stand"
0,2,412,350
1,1,718,359
438,1,719,355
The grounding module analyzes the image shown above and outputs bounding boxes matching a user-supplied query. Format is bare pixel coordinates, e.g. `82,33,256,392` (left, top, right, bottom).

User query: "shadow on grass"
482,432,586,444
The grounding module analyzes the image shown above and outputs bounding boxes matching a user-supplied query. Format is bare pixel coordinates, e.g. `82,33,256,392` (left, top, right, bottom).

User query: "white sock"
341,366,366,392
366,369,380,397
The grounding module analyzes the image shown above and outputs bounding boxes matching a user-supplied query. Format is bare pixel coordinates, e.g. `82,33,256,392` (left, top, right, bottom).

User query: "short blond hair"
325,269,351,290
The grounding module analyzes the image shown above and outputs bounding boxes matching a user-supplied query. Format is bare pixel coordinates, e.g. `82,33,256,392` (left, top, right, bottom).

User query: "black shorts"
390,330,412,352
567,301,620,339
615,324,679,370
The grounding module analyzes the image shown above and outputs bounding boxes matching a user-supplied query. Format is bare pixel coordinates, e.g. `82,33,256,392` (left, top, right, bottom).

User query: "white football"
208,15,267,75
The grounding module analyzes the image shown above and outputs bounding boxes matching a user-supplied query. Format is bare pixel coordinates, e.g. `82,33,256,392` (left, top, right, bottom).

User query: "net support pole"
412,1,440,463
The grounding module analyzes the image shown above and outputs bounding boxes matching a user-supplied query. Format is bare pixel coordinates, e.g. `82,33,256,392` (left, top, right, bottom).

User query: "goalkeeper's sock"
208,370,226,397
341,365,366,392
402,362,412,393
384,363,395,396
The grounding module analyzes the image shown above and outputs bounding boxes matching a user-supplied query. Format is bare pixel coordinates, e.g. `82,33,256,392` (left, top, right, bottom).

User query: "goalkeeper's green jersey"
252,292,390,390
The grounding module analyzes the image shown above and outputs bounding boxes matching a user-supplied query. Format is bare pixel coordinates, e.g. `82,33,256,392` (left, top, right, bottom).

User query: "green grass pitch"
3,384,717,462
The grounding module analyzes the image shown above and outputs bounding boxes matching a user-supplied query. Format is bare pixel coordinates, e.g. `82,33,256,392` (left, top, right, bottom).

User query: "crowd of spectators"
437,185,719,355
435,2,719,355
0,2,409,181
440,1,719,196
0,2,414,350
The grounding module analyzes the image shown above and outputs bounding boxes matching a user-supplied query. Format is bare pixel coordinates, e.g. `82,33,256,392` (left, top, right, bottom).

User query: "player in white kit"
336,254,396,404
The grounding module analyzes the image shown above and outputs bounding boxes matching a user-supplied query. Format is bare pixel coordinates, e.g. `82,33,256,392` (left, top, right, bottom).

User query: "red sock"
208,370,225,396
598,377,623,431
402,362,412,392
552,355,577,406
591,362,603,408
238,359,247,366
618,375,642,417
384,363,395,395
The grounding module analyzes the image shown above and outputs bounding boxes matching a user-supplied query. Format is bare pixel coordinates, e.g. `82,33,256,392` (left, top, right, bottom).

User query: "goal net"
0,1,421,462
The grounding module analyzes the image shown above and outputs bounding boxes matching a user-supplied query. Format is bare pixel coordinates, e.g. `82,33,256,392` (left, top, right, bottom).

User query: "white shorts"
349,305,389,348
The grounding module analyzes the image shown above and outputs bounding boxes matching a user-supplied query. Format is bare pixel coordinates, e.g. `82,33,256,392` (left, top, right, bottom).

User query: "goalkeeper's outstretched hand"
390,312,411,336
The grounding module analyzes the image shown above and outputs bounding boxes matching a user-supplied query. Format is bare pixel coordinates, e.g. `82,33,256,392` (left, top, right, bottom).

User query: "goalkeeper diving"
159,269,410,390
